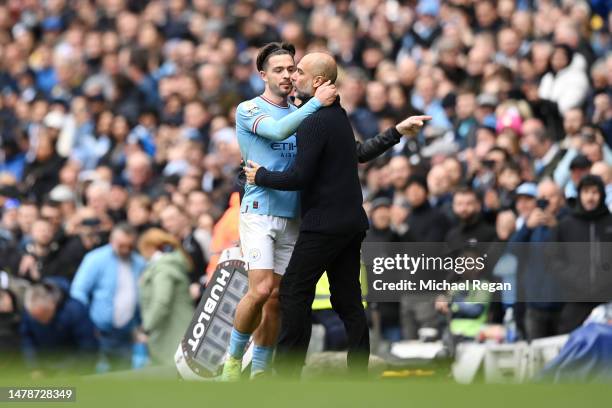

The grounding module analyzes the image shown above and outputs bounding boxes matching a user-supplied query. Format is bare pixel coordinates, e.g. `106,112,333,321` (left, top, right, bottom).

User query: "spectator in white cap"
515,182,538,230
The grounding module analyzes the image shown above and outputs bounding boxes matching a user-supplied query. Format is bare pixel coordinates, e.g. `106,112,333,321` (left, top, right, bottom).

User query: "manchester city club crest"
248,248,262,262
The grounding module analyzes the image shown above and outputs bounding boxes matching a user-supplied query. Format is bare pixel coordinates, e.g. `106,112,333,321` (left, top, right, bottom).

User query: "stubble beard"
295,88,312,101
270,82,292,100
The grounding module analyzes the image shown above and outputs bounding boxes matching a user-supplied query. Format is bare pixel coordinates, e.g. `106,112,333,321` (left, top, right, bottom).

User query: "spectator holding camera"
510,179,568,340
17,218,57,282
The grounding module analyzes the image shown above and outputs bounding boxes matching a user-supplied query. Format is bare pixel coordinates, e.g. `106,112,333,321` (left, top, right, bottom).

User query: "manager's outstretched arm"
355,115,431,163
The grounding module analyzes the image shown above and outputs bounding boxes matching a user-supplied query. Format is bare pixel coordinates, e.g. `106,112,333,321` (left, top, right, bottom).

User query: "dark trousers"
525,307,562,341
558,302,599,334
275,230,369,377
97,326,133,373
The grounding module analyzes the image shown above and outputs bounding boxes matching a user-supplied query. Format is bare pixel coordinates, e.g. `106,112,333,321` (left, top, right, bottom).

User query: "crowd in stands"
0,0,611,375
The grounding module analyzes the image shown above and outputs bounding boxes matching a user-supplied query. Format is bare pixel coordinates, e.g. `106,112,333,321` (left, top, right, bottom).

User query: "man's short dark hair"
256,42,296,72
112,222,137,237
454,185,480,201
500,161,521,175
41,199,61,209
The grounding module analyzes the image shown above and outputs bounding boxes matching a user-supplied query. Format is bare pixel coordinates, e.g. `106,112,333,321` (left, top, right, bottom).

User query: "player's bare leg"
222,269,276,380
249,275,281,378
252,274,281,346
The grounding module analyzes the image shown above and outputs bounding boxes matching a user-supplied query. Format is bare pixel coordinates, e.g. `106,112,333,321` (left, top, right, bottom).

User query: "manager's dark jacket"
255,96,402,376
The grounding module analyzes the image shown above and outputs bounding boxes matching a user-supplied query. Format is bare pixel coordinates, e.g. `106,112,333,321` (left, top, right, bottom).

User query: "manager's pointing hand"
244,160,261,185
395,115,433,137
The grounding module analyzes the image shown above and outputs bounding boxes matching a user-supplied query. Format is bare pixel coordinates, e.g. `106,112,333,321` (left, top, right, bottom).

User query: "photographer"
17,218,60,282
509,179,569,340
16,216,95,283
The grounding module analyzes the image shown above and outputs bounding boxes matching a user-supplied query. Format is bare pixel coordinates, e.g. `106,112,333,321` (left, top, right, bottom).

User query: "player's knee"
268,286,280,301
250,281,273,304
264,292,280,313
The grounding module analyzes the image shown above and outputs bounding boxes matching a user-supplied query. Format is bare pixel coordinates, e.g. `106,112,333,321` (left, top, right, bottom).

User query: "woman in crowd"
137,228,194,366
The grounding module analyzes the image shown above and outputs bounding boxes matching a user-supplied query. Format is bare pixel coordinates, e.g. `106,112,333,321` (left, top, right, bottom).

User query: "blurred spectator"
538,44,589,114
427,164,454,220
553,175,612,334
365,198,399,243
127,194,154,234
590,161,612,212
159,203,206,295
21,279,98,376
445,187,496,251
521,118,565,182
365,196,401,341
0,287,20,352
387,155,412,204
0,136,26,181
402,174,450,242
435,253,492,340
70,223,145,371
137,229,193,366
22,132,66,203
510,179,568,340
514,182,538,231
16,201,38,249
125,151,163,197
563,154,593,205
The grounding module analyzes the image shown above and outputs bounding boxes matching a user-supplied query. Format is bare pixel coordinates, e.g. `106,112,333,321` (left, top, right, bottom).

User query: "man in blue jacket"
21,278,98,376
71,223,145,371
509,179,568,340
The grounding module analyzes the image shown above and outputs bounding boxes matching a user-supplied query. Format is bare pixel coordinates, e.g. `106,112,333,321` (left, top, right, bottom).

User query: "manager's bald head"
292,52,338,99
300,52,338,84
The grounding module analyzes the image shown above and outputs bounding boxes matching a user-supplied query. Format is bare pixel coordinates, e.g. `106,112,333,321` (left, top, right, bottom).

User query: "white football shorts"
239,212,299,276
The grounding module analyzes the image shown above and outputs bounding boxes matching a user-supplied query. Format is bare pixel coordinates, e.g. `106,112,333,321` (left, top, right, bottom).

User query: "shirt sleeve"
70,253,97,307
355,126,402,163
255,115,326,191
236,98,322,141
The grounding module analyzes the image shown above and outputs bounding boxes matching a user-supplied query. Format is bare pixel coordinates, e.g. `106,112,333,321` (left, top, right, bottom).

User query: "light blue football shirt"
236,95,321,218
